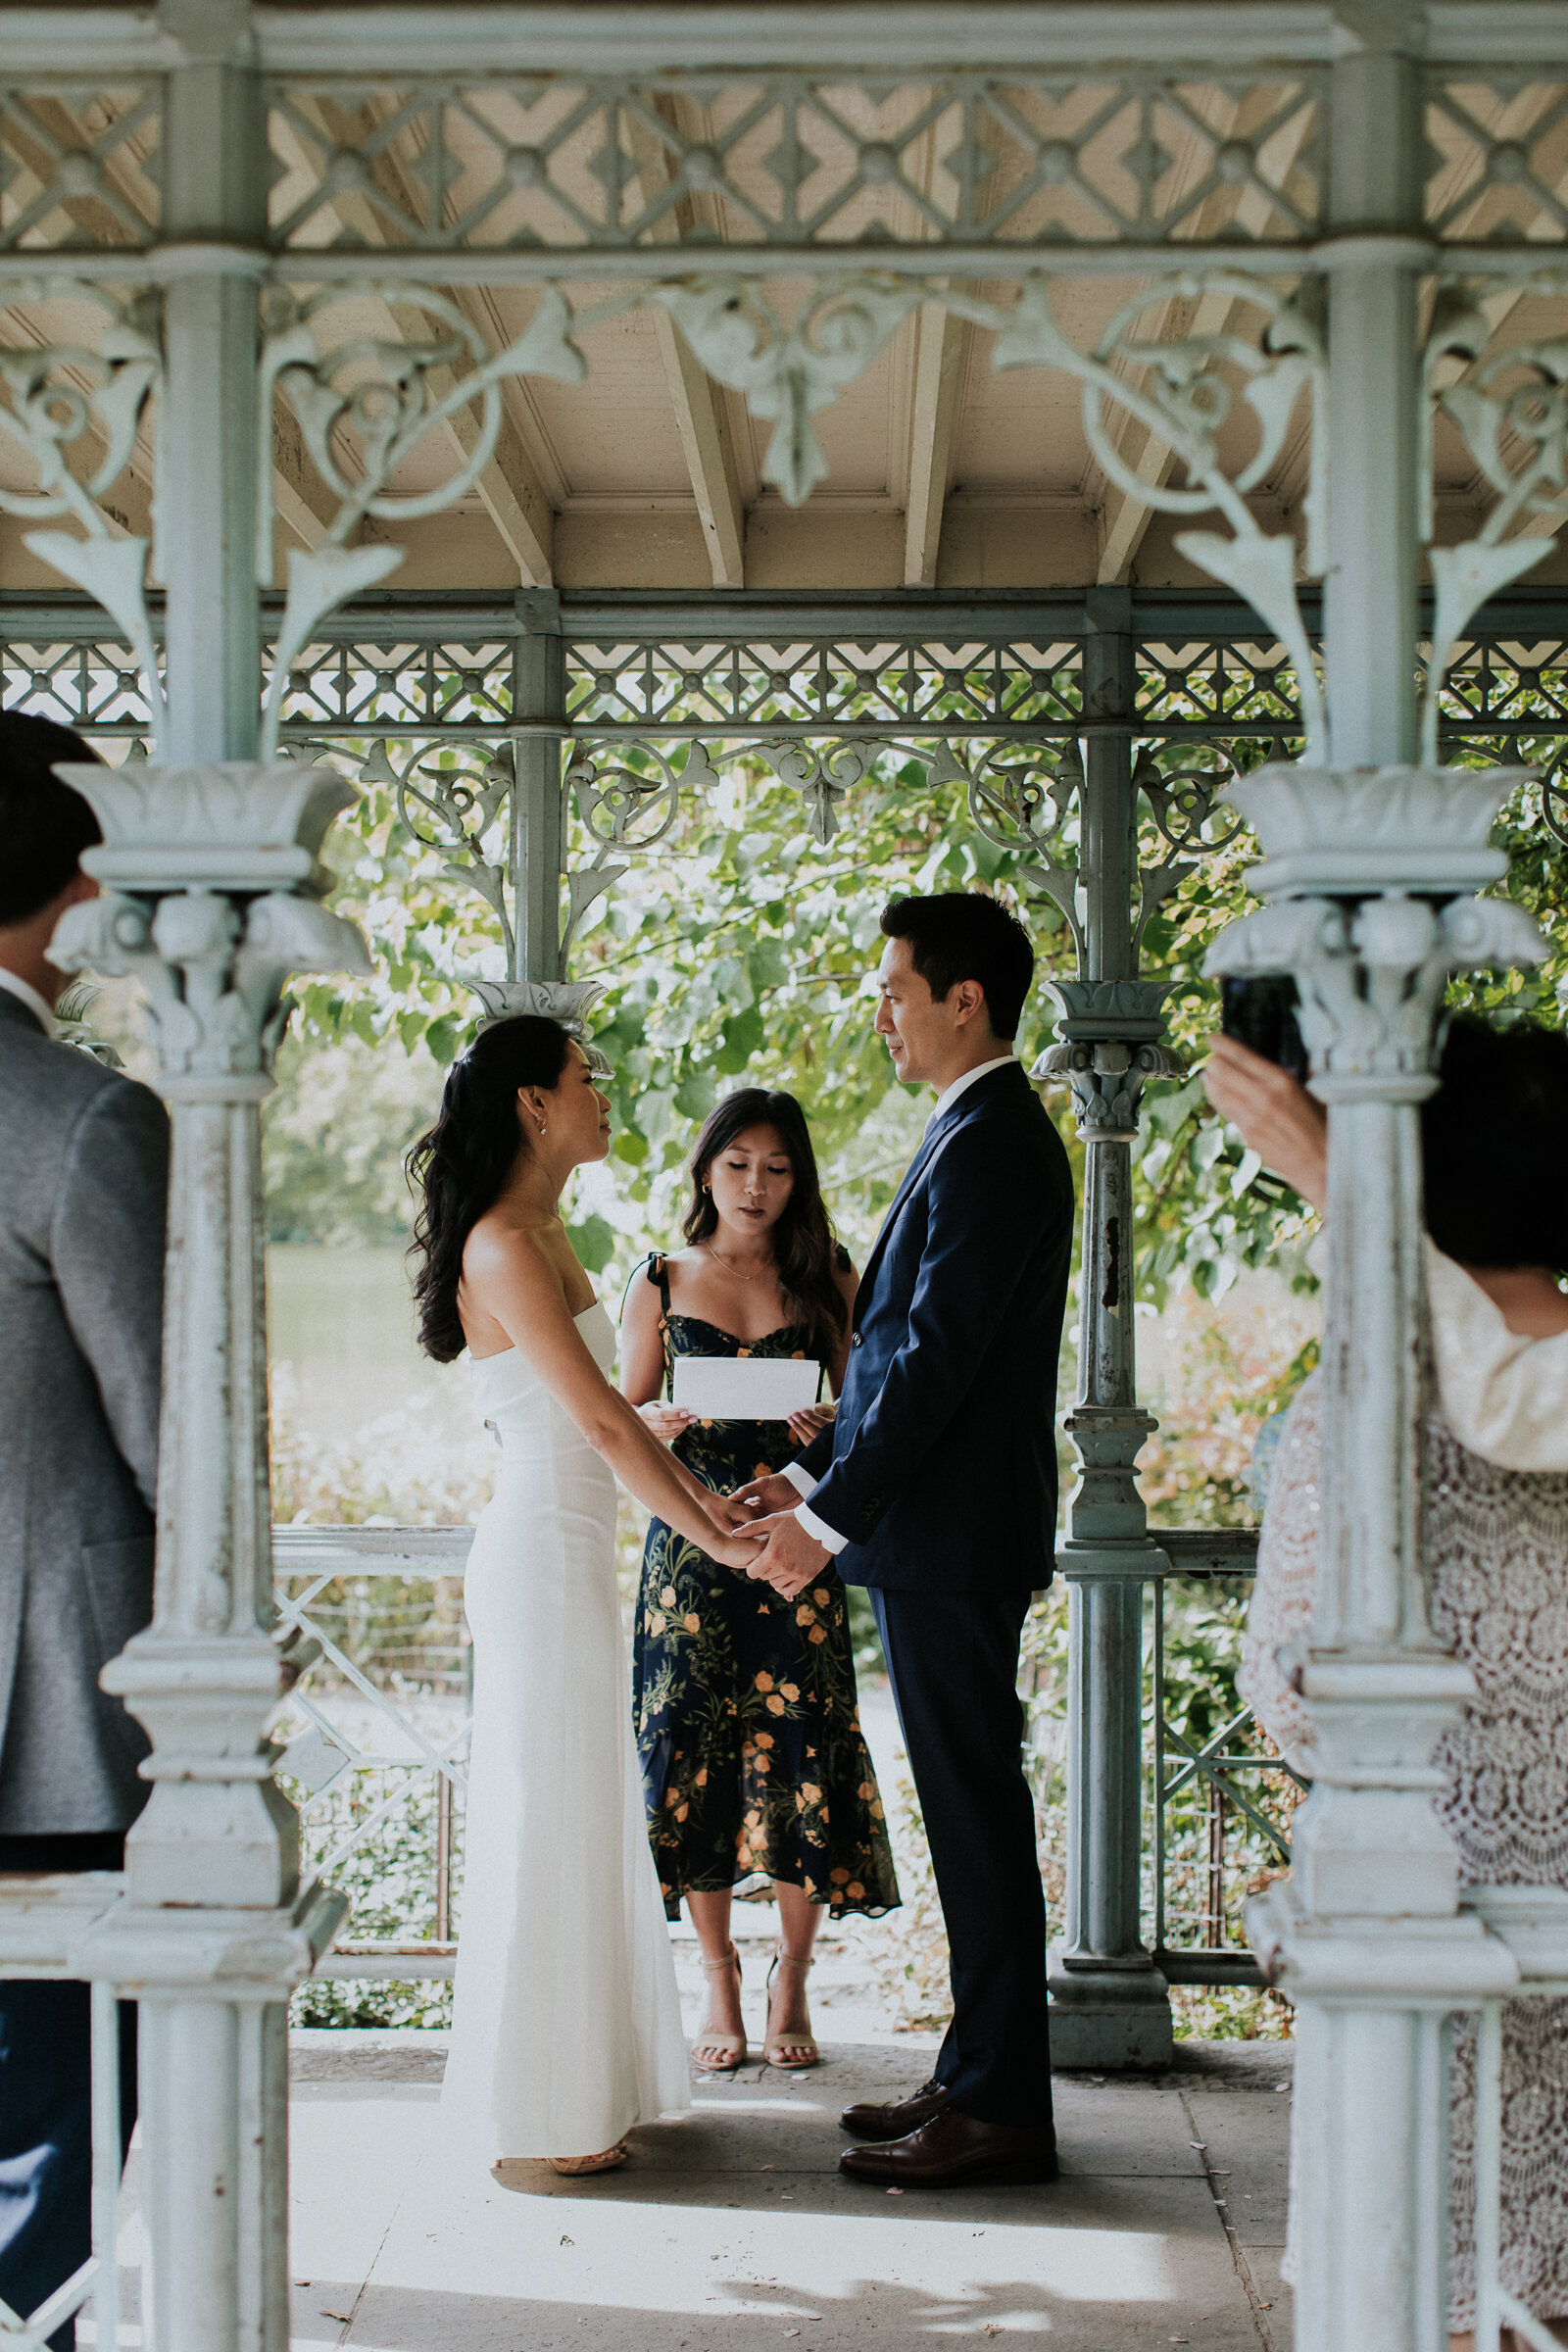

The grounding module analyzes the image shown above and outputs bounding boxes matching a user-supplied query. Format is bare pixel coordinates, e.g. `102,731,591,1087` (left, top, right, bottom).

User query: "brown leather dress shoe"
839,2076,949,2141
839,2107,1059,2189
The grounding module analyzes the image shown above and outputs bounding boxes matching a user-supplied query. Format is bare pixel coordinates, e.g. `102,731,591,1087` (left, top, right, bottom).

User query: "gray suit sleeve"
51,1077,169,1515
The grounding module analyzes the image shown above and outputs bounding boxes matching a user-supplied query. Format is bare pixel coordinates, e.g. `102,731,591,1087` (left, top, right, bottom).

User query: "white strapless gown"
441,1303,691,2157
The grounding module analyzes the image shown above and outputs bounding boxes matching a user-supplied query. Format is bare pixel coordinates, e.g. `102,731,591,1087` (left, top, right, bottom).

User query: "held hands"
743,1509,831,1599
709,1522,768,1573
728,1468,804,1517
1202,1034,1328,1213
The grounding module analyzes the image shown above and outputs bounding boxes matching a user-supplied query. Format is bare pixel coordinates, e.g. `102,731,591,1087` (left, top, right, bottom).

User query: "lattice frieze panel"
1425,78,1568,243
0,83,160,250
1135,640,1307,739
268,637,519,735
265,73,1321,254
564,639,1085,731
0,635,155,734
1437,636,1568,731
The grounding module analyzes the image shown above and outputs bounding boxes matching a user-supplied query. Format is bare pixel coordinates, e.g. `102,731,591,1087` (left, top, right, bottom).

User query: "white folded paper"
671,1355,821,1420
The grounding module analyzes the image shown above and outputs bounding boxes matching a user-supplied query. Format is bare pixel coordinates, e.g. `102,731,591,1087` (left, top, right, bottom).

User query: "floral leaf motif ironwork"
564,739,717,955
361,738,516,963
926,738,1086,967
0,292,165,752
755,738,885,845
1134,746,1245,950
1542,748,1568,851
651,275,925,506
1421,292,1568,763
566,737,712,854
993,272,1328,761
257,285,587,755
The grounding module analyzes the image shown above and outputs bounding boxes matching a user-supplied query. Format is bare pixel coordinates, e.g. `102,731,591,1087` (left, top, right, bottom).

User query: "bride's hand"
710,1526,765,1572
786,1403,836,1444
706,1492,760,1534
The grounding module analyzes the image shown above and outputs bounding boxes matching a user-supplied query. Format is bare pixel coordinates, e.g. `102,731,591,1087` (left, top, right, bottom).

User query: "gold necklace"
705,1239,772,1284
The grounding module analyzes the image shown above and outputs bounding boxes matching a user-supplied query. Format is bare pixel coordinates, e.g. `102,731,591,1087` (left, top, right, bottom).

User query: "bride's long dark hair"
406,1014,573,1362
681,1089,848,1358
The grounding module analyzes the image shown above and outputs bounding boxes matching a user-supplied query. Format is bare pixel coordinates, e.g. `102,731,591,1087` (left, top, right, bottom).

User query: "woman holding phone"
621,1090,900,2074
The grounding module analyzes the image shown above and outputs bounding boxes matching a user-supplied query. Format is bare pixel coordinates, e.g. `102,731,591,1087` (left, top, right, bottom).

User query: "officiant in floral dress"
621,1090,900,2074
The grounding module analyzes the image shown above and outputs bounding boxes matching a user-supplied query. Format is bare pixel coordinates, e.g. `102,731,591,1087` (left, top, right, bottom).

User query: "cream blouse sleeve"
1426,1239,1568,1472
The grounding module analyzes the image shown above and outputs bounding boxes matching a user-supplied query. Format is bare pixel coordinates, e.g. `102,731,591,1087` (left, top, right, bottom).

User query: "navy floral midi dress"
631,1254,901,1923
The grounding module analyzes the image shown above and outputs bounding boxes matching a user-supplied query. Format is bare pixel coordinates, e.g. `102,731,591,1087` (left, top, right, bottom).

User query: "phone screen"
1219,976,1309,1083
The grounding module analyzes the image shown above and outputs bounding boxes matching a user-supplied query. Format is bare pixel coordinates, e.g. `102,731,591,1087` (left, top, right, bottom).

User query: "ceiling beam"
625,102,747,590
904,296,967,589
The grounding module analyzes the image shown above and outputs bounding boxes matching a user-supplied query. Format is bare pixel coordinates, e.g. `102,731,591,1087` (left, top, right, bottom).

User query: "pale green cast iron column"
1040,595,1176,2070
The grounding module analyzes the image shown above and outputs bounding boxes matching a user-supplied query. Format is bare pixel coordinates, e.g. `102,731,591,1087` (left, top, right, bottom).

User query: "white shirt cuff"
793,1499,848,1556
781,1461,815,1499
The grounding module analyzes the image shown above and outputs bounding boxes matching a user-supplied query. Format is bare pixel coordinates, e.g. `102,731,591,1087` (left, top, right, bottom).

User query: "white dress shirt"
784,1053,1018,1552
0,968,56,1037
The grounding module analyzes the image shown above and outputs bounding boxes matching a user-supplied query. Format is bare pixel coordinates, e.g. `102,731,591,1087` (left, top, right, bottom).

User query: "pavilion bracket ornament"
1421,287,1568,766
362,737,518,964
257,284,589,759
564,738,720,956
650,276,924,507
1135,746,1246,952
925,738,1087,966
755,737,887,846
0,289,164,754
993,273,1329,763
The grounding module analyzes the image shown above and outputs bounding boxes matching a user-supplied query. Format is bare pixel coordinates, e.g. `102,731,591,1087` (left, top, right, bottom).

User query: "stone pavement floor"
285,2009,1293,2352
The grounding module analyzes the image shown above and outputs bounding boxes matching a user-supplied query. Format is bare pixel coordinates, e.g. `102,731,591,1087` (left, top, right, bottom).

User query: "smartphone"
1219,975,1308,1083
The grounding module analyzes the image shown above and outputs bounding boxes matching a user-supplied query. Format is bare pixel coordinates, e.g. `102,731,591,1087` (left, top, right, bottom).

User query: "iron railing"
1149,1530,1302,1990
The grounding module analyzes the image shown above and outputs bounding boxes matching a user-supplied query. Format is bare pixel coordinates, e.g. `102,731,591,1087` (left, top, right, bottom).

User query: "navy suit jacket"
799,1059,1074,1594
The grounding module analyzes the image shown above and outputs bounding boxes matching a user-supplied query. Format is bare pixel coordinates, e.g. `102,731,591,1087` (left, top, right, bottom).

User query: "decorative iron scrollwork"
0,287,164,749
926,738,1086,964
361,738,516,961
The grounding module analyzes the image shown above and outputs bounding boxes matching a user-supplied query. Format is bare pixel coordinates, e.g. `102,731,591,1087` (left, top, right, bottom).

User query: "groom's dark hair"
880,892,1034,1041
0,709,102,926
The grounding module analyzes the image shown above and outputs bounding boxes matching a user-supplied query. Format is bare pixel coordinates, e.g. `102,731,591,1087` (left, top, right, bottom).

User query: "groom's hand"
745,1510,829,1599
728,1470,802,1517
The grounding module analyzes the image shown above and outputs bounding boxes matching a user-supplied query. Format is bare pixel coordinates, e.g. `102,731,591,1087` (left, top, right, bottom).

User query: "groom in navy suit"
733,892,1074,2189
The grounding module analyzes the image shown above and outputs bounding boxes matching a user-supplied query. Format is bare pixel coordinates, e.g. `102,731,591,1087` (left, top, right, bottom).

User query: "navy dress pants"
870,1585,1054,2135
0,1836,136,2352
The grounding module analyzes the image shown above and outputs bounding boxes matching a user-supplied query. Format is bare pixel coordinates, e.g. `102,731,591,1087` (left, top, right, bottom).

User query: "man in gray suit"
0,711,166,2346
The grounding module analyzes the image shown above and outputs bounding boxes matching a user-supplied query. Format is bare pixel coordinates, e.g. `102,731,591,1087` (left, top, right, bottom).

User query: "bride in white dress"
407,1014,761,2175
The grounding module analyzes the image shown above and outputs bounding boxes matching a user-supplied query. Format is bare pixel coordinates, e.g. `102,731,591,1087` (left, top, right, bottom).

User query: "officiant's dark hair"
407,1014,575,1361
880,891,1034,1040
682,1089,849,1359
0,710,102,925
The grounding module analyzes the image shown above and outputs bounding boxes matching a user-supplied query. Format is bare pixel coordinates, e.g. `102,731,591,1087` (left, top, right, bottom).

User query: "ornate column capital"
49,760,370,1088
1205,761,1545,1100
1032,977,1186,1140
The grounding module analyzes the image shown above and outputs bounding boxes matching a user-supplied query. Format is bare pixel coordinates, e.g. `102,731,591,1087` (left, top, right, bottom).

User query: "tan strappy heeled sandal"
693,1944,746,2072
764,1946,818,2069
547,2143,628,2177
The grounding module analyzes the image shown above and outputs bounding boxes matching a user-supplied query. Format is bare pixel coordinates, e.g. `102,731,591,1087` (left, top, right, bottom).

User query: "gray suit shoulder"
0,1019,167,1144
